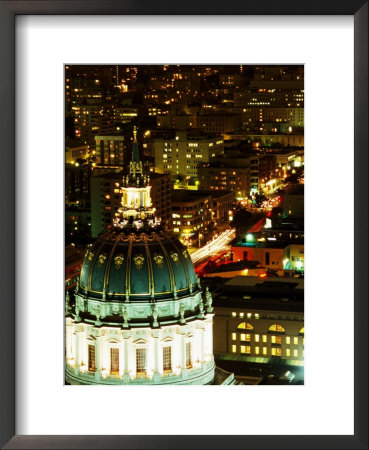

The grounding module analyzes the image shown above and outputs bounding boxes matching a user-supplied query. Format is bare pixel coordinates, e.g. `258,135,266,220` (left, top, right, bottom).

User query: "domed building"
65,128,234,385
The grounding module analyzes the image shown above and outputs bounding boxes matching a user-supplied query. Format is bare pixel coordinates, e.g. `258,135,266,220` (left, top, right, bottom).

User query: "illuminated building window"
271,335,282,344
293,349,298,357
268,324,285,332
232,312,237,317
285,348,291,357
240,333,251,342
262,347,267,355
239,312,244,318
271,347,282,356
136,348,147,374
232,345,237,353
88,345,96,372
255,347,260,355
241,346,251,354
237,322,254,330
293,337,299,345
255,334,260,342
286,336,291,345
163,346,172,372
262,335,267,343
110,348,119,375
186,342,192,368
247,313,252,319
254,313,260,319
231,333,237,341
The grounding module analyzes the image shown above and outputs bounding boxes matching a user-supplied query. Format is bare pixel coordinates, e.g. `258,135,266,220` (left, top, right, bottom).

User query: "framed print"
0,1,367,449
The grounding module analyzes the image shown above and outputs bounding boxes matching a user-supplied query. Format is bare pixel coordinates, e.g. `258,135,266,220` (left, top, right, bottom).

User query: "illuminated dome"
65,127,218,385
78,227,201,320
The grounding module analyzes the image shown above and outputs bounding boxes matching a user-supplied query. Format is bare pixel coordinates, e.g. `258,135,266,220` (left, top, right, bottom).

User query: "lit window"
286,336,291,344
237,322,254,330
241,346,251,354
254,313,260,319
232,345,237,353
255,334,260,342
271,336,282,344
271,347,282,356
232,312,237,317
110,348,119,375
88,345,96,372
293,349,298,357
163,346,172,372
269,324,285,332
255,347,260,355
136,348,147,374
285,348,291,357
231,333,237,341
293,337,299,345
247,313,252,318
262,335,267,343
262,347,267,355
186,342,192,368
239,312,244,318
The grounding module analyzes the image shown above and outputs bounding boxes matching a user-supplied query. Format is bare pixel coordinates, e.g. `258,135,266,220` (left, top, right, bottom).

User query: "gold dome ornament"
114,254,124,270
133,254,145,270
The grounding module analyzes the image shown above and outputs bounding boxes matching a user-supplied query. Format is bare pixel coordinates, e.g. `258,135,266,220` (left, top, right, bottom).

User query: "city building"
212,276,304,364
198,155,259,200
153,131,224,179
65,129,235,385
171,189,233,246
95,134,125,166
65,139,90,164
196,113,242,134
231,233,304,274
171,190,212,246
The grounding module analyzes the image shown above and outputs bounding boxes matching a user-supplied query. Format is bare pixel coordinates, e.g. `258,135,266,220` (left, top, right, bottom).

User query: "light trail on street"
191,229,236,265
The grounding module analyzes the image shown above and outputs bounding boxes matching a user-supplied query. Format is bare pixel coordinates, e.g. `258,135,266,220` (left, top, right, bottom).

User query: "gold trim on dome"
153,253,164,268
133,254,145,270
87,251,94,262
114,254,125,270
170,252,180,265
87,241,105,291
172,240,191,289
98,254,107,267
182,249,189,259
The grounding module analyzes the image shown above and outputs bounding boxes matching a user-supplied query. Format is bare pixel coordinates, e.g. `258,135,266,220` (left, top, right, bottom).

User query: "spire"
132,126,140,164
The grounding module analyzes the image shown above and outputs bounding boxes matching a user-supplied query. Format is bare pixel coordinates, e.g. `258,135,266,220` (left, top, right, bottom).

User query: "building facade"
212,276,304,363
153,131,224,179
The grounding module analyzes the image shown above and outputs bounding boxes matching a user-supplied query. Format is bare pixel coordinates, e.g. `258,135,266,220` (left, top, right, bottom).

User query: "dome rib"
104,239,119,297
171,239,191,291
157,236,175,294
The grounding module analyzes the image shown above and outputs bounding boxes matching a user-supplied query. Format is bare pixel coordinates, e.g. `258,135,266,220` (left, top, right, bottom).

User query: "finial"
133,126,137,143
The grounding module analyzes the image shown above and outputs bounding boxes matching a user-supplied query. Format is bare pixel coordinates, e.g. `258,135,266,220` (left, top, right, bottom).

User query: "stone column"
122,335,130,383
181,333,186,369
153,335,161,382
96,336,103,372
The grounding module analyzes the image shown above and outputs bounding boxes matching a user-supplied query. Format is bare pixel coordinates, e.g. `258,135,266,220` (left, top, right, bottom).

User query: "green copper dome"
79,227,198,301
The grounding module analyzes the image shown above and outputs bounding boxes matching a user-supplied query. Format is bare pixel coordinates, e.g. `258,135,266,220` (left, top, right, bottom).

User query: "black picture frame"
0,1,367,449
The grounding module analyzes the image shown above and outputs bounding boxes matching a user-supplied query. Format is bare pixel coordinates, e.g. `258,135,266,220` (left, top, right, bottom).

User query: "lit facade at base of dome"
65,127,231,385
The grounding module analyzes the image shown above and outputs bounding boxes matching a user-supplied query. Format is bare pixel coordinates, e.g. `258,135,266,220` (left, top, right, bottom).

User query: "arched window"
237,322,254,330
299,327,304,334
268,323,285,332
